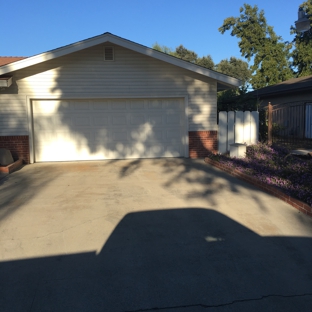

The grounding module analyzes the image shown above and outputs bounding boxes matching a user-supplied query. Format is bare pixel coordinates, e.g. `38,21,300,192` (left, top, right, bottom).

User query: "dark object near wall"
0,148,14,166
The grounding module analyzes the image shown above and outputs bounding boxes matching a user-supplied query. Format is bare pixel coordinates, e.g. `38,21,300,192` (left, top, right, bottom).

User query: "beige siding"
0,95,29,135
0,43,217,135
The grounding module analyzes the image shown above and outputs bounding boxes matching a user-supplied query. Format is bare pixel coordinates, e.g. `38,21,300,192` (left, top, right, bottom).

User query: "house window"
104,47,114,61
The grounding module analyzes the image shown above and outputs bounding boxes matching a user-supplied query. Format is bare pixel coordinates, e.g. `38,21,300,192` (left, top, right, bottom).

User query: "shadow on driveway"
1,208,312,311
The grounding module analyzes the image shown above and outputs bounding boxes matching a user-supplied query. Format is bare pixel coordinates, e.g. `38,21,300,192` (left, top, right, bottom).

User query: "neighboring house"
0,56,26,66
0,32,240,164
248,75,312,140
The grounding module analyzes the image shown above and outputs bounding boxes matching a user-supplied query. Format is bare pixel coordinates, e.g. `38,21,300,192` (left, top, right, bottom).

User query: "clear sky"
3,0,304,65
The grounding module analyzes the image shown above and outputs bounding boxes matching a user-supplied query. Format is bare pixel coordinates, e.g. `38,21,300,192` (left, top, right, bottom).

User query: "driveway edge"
204,157,312,217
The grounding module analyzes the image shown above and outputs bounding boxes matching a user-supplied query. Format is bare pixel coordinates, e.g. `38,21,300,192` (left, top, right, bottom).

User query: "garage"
0,33,241,164
32,98,186,162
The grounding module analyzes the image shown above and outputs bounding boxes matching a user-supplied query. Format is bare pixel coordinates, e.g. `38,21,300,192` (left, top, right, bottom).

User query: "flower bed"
205,143,312,210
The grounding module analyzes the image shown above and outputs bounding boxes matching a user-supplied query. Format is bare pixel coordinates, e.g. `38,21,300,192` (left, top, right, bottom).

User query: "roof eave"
251,85,312,99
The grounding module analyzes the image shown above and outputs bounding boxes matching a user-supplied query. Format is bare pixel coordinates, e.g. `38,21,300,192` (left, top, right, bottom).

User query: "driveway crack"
124,293,312,311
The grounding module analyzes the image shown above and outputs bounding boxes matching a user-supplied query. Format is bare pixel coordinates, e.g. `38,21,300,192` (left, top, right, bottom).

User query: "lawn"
206,143,312,207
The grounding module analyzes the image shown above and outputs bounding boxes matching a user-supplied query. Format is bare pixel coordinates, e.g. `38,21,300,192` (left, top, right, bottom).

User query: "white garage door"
32,98,186,162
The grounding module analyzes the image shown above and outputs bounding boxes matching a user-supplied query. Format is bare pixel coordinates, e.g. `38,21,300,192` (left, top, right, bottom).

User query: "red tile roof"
0,57,27,66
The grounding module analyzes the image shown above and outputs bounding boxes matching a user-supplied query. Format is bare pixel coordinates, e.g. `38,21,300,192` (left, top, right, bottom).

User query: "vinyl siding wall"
0,43,217,136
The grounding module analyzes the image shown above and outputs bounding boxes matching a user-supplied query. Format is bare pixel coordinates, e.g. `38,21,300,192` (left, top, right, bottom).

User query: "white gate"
218,111,259,154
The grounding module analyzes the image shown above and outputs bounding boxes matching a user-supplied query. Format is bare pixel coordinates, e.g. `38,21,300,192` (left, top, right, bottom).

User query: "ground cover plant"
207,143,312,207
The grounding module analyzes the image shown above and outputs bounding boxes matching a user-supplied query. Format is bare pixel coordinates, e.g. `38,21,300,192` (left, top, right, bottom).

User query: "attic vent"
104,47,114,61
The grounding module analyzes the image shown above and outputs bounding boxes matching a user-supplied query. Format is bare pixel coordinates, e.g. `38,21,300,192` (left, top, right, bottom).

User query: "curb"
204,157,312,217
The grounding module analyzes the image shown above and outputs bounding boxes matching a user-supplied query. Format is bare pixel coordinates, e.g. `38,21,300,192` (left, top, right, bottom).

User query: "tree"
291,1,312,77
196,55,215,69
152,42,174,55
173,45,198,63
219,4,293,89
153,43,215,69
174,46,215,69
215,57,251,87
216,57,255,111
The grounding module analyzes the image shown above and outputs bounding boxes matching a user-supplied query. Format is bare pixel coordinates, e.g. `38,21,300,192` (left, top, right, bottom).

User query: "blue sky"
3,0,303,65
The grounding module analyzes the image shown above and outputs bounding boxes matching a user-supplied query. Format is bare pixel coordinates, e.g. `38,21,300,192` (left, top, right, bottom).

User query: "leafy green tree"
152,42,174,55
196,55,215,69
291,1,312,77
219,4,293,89
216,57,254,111
153,43,215,69
217,87,259,112
215,57,251,87
173,45,198,63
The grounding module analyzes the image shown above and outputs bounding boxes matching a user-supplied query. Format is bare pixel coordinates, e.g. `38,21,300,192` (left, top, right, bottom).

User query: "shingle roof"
249,75,312,97
0,57,27,66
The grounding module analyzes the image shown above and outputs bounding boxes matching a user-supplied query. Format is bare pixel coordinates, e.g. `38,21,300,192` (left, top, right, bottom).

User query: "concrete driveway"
0,159,312,311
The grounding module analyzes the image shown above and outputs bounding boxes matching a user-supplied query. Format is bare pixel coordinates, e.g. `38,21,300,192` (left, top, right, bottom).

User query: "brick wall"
0,136,30,164
189,131,218,158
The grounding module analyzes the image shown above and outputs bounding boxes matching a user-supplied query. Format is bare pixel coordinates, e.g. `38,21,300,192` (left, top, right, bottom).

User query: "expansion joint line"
125,293,312,311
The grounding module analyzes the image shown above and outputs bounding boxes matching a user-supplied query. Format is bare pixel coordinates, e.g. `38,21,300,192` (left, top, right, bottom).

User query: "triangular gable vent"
104,47,114,61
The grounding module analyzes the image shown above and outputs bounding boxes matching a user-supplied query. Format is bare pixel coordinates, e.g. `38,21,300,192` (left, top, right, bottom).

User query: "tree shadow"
0,164,59,223
1,208,311,311
102,157,274,211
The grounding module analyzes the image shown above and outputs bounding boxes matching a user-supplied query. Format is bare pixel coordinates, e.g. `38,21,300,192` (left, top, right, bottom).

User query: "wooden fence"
268,102,312,146
218,111,259,154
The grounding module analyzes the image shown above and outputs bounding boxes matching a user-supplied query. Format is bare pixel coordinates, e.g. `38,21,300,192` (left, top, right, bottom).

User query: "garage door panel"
112,114,127,125
33,98,185,161
34,114,76,129
147,129,164,141
129,129,147,141
92,102,109,110
165,101,181,109
148,100,163,109
148,115,164,126
166,114,180,124
33,100,59,114
73,116,92,127
73,102,91,111
112,102,127,110
130,102,145,110
33,117,54,131
145,145,164,157
130,113,146,125
166,128,182,138
112,129,127,141
93,115,110,126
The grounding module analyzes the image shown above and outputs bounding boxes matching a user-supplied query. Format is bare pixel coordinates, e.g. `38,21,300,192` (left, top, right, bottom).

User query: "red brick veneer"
189,131,218,158
0,136,30,164
204,157,312,217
